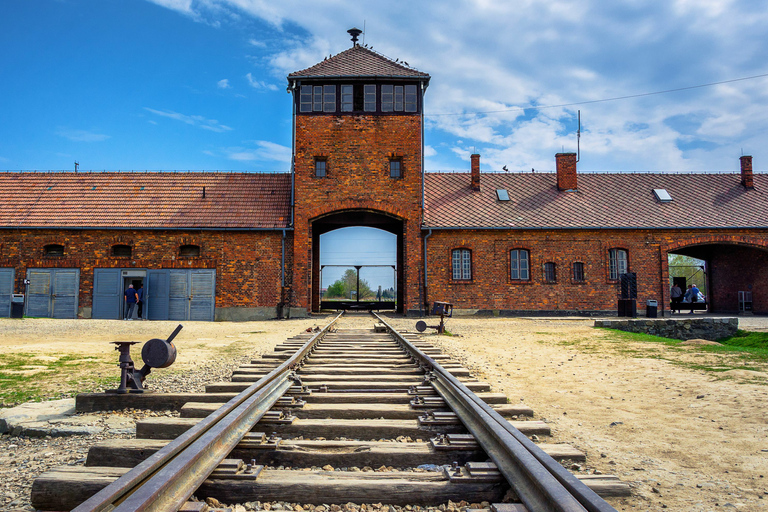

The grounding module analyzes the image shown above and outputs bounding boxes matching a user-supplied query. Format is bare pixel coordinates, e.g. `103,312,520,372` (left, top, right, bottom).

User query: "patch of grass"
718,330,768,350
596,328,680,345
0,352,111,407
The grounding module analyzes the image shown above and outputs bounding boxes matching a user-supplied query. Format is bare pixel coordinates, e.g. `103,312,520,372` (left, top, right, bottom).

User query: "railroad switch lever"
109,324,183,394
415,301,453,334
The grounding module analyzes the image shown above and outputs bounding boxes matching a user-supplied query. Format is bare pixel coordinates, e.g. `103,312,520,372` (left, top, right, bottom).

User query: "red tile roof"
0,172,291,229
424,172,768,229
288,45,430,80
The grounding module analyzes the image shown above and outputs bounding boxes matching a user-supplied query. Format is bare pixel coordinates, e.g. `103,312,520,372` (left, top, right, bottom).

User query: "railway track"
30,312,629,511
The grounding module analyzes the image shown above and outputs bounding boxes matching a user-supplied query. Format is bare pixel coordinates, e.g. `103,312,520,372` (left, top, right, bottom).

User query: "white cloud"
144,107,233,133
225,140,291,163
147,0,768,171
56,128,111,142
245,73,278,91
217,78,231,89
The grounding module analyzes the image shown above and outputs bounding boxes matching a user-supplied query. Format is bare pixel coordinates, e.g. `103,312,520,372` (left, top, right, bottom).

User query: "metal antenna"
363,20,366,46
74,161,79,173
576,110,581,163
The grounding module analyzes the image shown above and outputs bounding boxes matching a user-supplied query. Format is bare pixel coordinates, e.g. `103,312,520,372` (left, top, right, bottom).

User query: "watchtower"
287,29,430,314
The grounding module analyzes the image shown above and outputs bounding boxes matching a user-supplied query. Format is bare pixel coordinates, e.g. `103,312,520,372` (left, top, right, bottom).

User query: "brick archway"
310,209,407,313
662,234,768,314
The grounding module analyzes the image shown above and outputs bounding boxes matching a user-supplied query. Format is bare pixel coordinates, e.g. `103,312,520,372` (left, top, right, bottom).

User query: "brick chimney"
470,153,480,191
740,155,754,189
556,152,577,191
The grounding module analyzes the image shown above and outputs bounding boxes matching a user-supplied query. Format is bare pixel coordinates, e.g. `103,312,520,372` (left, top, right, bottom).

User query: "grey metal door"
189,270,215,321
52,270,79,318
168,270,189,321
167,269,216,321
0,268,13,318
26,268,80,318
147,269,169,320
92,268,122,319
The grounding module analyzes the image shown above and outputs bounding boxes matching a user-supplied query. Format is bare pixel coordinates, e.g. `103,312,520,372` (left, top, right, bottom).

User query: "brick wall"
292,114,424,314
425,228,768,315
0,229,288,313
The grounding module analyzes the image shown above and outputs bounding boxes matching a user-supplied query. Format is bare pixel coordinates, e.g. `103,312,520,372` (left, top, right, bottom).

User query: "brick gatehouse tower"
287,29,431,315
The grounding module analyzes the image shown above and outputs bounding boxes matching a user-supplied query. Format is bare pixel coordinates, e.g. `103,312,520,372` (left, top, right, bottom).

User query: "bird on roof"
404,61,409,66
503,165,508,172
532,168,535,173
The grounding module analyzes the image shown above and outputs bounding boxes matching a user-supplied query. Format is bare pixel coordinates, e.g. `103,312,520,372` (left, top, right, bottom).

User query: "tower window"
341,85,353,112
364,85,376,112
389,159,402,178
405,85,418,112
323,85,336,112
315,158,327,177
300,85,312,112
381,85,394,112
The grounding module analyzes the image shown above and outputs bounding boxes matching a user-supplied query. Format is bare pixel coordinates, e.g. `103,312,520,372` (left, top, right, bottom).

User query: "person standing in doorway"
136,283,145,320
124,284,138,320
670,283,683,314
689,283,700,314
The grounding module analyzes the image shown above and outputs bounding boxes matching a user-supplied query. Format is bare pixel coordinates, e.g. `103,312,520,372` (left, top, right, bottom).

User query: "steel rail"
374,313,617,512
74,311,343,512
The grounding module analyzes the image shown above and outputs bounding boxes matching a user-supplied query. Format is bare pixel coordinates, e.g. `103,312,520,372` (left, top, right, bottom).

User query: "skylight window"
496,189,510,201
653,189,673,202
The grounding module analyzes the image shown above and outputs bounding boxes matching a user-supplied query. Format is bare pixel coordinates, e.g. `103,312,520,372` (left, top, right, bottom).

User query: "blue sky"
2,0,768,174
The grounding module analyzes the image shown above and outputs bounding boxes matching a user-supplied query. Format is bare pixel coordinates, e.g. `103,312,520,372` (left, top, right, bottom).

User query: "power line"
425,72,768,117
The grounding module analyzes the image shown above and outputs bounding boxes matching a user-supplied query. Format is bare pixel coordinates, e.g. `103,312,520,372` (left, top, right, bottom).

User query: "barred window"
452,249,472,280
609,249,628,280
544,262,556,283
572,262,585,282
510,249,529,280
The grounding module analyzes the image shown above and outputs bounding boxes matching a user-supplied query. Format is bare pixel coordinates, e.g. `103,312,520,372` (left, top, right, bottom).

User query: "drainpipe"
281,228,286,288
420,82,426,222
423,228,432,312
289,81,296,227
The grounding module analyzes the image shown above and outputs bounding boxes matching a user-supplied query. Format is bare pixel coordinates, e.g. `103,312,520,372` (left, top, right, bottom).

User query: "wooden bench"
670,301,708,312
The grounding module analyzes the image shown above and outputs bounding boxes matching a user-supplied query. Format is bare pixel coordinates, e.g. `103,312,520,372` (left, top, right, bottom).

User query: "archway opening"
311,211,404,313
668,243,768,314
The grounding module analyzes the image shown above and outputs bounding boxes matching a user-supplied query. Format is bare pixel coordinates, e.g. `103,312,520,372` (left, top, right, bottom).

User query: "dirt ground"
1,314,767,511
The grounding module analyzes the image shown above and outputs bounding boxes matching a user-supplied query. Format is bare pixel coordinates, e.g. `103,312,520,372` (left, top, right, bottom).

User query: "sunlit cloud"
55,128,111,142
217,78,231,89
143,107,233,133
245,73,278,91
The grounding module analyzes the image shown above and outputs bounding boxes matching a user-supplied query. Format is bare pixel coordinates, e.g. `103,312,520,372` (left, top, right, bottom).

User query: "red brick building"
1,36,766,319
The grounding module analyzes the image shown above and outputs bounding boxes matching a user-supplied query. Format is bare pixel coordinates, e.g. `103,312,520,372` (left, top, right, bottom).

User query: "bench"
670,301,708,312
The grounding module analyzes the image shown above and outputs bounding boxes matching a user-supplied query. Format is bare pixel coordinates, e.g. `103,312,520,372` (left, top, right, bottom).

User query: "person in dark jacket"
124,284,138,320
670,284,683,313
136,283,145,320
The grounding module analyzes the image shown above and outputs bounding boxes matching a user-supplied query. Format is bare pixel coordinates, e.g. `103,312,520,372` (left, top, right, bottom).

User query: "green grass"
0,352,115,407
594,327,768,378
